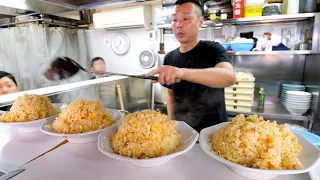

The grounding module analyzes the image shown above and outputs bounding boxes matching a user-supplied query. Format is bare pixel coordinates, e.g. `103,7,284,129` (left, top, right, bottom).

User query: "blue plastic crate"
220,43,229,50
292,130,320,148
230,42,254,52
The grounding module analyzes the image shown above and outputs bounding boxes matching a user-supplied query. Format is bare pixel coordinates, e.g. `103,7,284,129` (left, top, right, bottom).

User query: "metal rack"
228,50,312,55
205,13,316,27
0,12,90,29
157,13,316,29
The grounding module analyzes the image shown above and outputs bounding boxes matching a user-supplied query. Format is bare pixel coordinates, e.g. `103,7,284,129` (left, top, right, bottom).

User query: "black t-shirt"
163,40,230,132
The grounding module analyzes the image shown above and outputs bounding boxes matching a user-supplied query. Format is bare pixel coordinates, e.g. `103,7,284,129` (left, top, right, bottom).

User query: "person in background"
0,71,19,111
90,57,107,79
146,0,236,132
89,57,117,108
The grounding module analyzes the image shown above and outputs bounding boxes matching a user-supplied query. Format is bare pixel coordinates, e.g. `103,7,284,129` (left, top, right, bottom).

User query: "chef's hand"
145,66,184,85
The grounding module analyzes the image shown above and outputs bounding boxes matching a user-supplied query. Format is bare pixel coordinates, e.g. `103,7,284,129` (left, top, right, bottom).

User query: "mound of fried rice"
111,110,180,159
52,99,114,134
1,94,58,123
209,114,303,170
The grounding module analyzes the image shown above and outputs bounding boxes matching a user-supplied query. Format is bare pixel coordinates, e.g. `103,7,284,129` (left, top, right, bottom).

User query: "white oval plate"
40,109,124,144
0,114,58,133
199,122,320,180
0,103,65,132
97,121,199,168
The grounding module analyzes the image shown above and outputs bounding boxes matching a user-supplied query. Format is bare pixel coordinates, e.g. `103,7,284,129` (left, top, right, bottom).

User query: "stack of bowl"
312,92,319,111
280,84,305,103
285,91,311,115
306,85,319,93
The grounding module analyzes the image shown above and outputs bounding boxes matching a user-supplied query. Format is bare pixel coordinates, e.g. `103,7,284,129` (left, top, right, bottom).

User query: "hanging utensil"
44,57,181,83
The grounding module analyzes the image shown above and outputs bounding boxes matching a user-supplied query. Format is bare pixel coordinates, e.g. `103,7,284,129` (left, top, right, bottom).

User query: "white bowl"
286,99,311,104
0,114,58,133
287,95,311,99
312,92,319,96
286,95,311,99
286,101,310,106
287,91,312,96
286,105,310,110
97,121,199,168
286,104,310,109
286,107,309,115
40,109,124,143
199,122,320,180
286,98,311,103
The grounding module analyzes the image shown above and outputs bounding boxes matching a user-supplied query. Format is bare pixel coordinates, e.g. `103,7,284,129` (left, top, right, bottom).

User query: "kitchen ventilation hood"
0,0,151,14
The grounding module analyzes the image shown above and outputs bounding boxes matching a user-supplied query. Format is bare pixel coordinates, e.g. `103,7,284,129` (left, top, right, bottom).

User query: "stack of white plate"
312,92,319,110
285,91,311,115
306,85,319,93
280,84,305,103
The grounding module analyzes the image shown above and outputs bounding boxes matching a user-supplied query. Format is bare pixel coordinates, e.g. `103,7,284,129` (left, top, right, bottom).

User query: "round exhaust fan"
139,50,156,69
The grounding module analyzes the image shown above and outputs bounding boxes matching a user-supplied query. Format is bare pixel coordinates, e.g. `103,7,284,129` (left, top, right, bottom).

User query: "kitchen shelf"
227,100,310,122
228,50,312,55
157,24,208,29
157,13,316,29
205,13,316,27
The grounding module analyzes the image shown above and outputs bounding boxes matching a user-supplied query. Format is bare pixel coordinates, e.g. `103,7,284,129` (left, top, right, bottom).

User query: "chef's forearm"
167,89,175,120
181,65,235,88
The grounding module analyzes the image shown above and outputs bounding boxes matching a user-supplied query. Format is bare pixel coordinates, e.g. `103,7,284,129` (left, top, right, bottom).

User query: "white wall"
86,4,162,74
85,28,157,74
163,29,209,53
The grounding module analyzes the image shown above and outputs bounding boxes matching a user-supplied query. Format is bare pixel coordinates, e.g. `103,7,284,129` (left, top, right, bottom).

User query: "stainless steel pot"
300,0,317,13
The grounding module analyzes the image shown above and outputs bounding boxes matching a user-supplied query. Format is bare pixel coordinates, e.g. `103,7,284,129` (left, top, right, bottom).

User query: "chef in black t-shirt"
146,0,236,132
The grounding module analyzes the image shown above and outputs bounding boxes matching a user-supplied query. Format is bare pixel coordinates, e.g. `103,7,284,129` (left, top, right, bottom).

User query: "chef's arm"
182,62,236,88
167,89,175,120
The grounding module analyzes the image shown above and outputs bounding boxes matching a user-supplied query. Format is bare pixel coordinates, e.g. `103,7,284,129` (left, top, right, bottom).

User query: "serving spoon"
44,56,181,83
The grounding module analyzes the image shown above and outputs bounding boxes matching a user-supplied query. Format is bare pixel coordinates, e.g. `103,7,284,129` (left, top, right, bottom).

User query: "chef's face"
92,59,106,72
0,77,18,95
172,2,203,44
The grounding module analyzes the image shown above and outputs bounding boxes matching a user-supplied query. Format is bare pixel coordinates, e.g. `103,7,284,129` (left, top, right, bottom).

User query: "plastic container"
244,5,263,17
231,81,255,88
230,42,255,52
225,99,254,106
225,92,254,100
225,87,255,94
226,105,252,113
292,130,320,147
220,43,229,50
244,0,265,17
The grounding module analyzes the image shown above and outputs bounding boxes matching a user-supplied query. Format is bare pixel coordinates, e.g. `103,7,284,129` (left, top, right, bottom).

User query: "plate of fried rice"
41,99,124,143
199,114,320,180
97,110,199,168
0,94,59,132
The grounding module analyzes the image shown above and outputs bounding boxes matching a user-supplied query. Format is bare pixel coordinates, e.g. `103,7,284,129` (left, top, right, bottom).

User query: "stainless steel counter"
229,50,312,55
155,99,310,122
227,101,310,122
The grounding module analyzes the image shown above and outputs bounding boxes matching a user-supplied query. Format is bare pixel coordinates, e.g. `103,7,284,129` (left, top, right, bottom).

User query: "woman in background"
0,71,18,111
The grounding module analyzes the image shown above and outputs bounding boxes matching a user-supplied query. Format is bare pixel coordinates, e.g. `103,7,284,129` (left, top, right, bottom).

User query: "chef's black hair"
175,0,203,17
0,71,18,86
91,57,105,67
